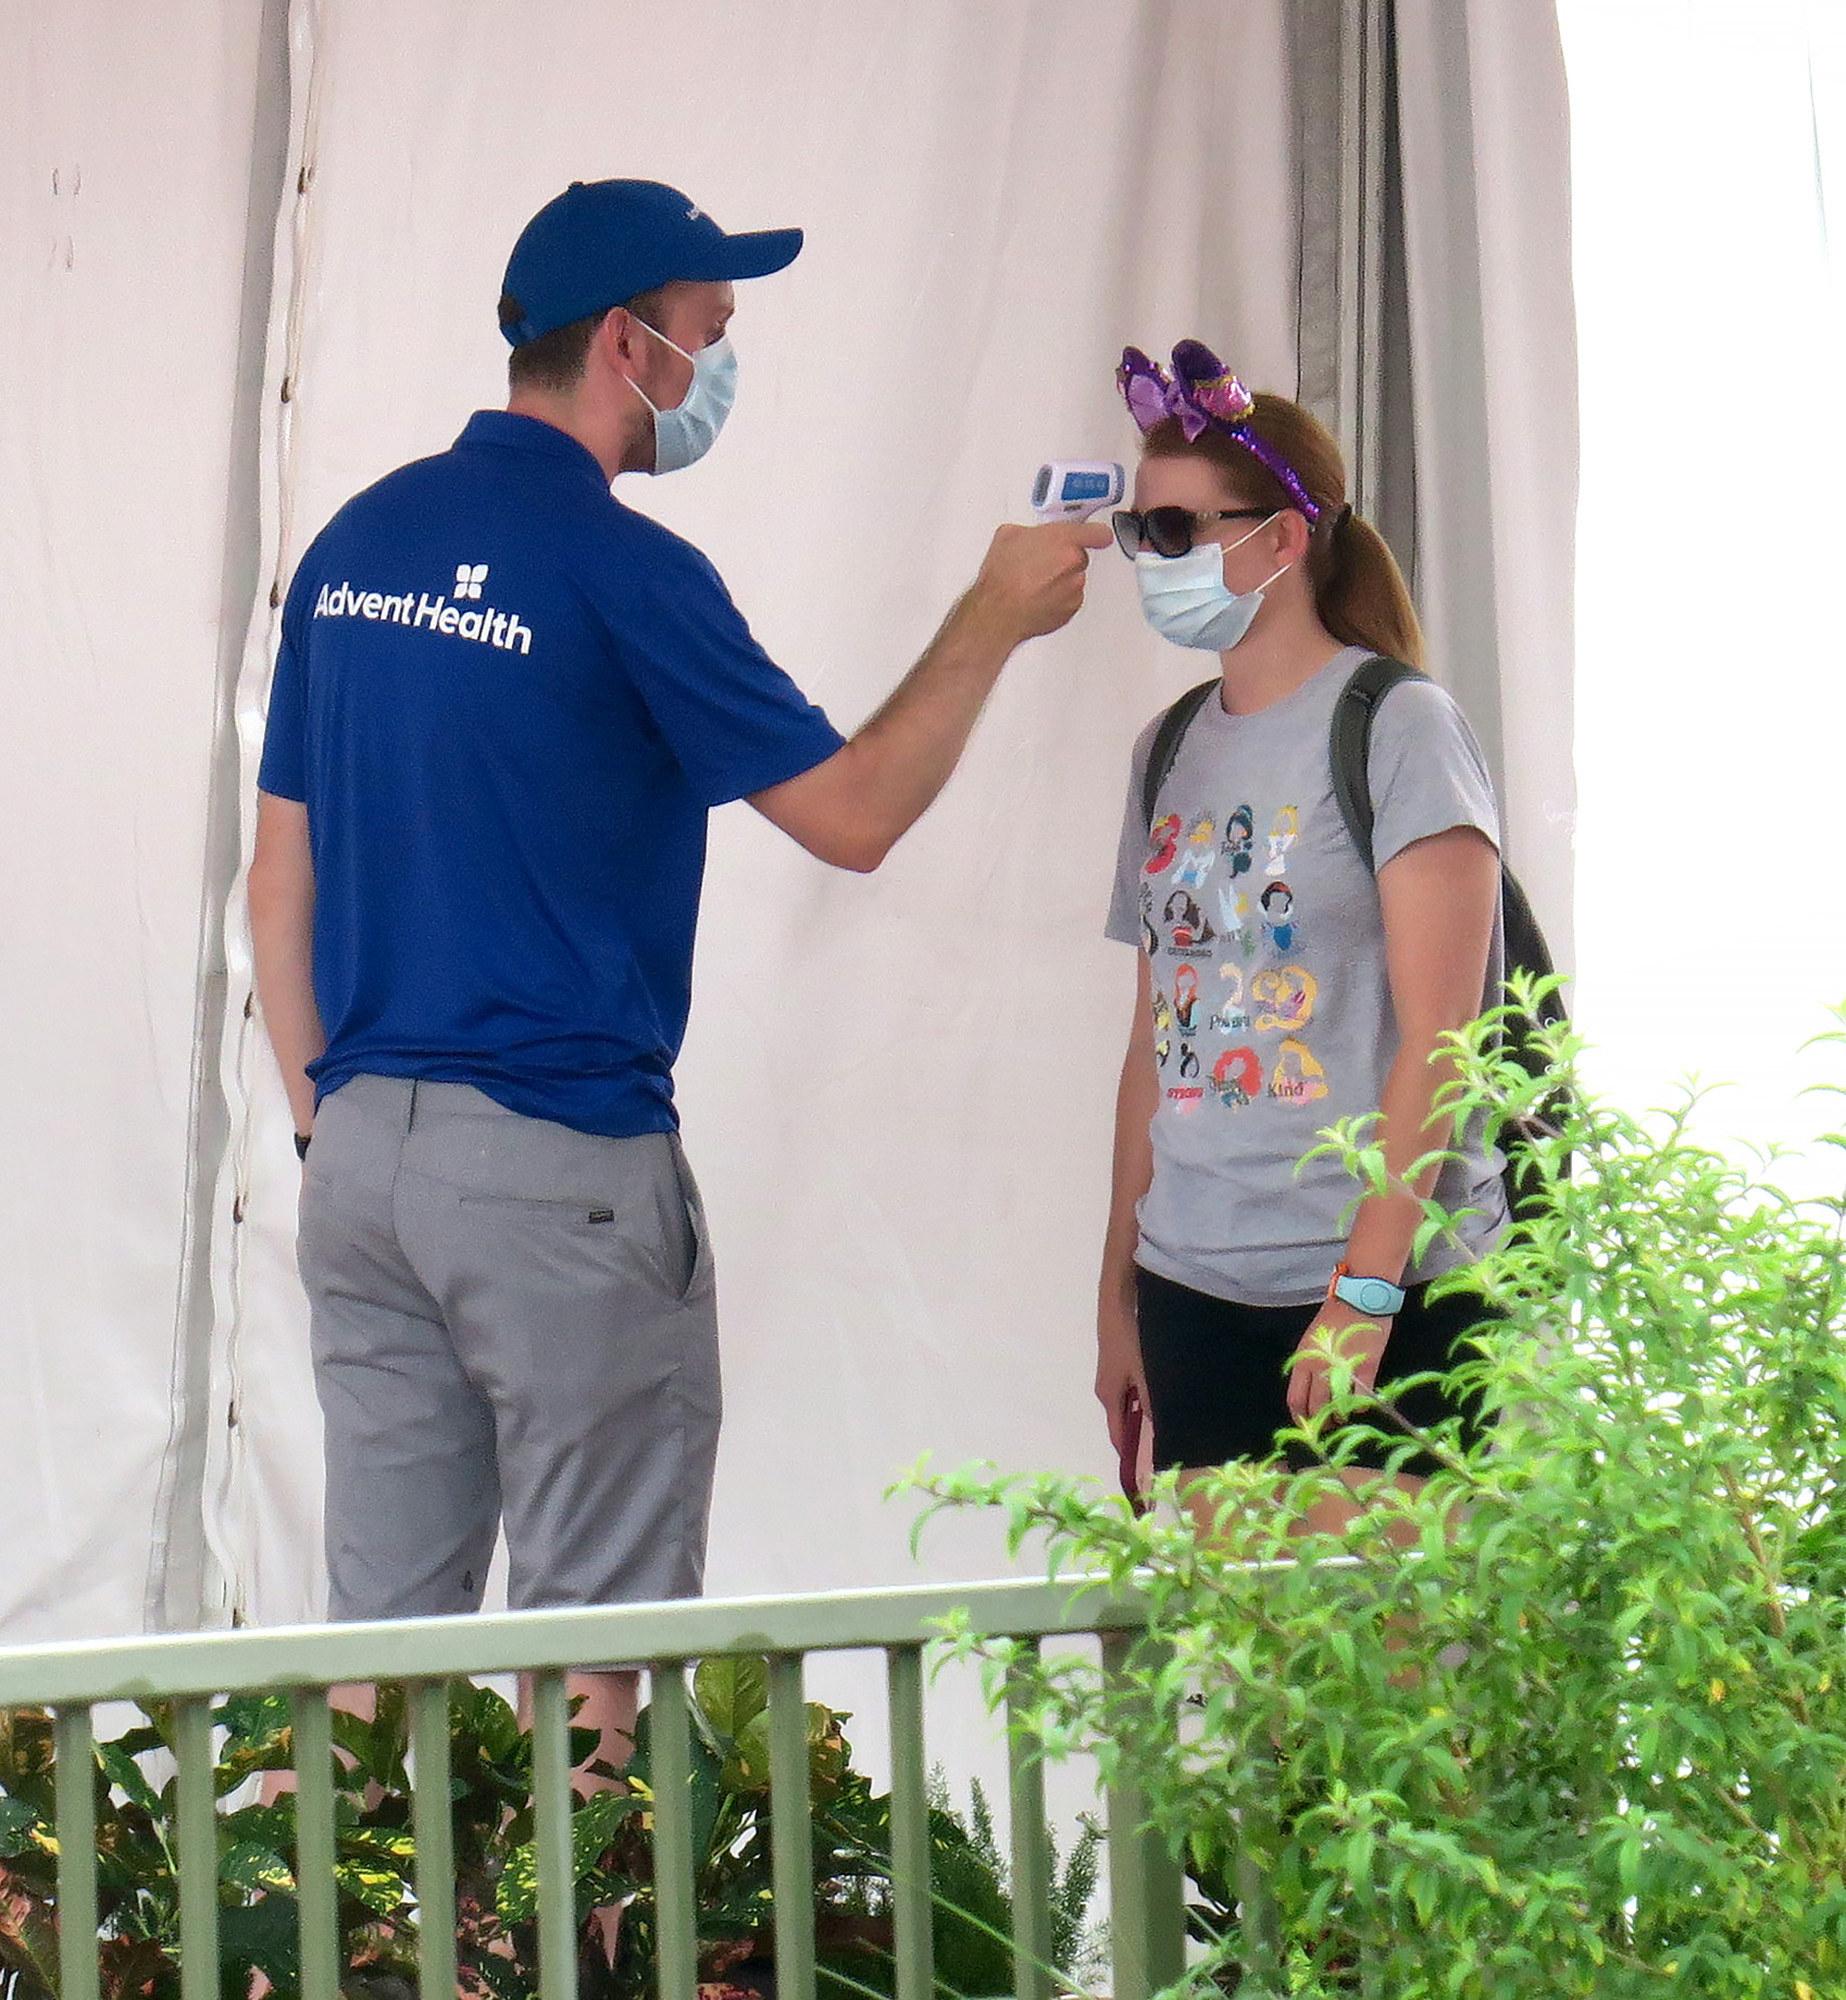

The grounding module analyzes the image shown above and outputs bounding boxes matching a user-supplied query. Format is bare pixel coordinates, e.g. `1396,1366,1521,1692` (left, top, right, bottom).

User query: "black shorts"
1134,1265,1499,1474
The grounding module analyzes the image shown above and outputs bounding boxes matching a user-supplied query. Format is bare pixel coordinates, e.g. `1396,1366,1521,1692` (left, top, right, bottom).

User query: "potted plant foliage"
0,1657,1097,2000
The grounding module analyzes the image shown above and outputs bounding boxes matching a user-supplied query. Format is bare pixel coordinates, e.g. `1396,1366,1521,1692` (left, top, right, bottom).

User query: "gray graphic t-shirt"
1104,647,1507,1306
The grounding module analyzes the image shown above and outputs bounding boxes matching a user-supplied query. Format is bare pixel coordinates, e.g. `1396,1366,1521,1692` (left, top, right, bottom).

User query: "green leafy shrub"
919,1772,1102,2000
914,1004,1846,1998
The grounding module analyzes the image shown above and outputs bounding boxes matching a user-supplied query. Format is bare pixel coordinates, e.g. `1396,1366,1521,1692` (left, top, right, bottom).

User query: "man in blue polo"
247,180,1103,1703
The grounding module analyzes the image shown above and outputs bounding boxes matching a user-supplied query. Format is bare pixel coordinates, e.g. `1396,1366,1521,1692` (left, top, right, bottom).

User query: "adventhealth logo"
312,564,532,654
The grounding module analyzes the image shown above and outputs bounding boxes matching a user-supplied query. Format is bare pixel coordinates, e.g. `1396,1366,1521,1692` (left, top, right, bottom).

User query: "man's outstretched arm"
248,791,325,1140
749,518,1110,871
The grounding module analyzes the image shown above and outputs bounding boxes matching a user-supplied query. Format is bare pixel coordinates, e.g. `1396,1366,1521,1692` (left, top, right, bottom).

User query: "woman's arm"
1096,952,1158,1450
1287,822,1500,1422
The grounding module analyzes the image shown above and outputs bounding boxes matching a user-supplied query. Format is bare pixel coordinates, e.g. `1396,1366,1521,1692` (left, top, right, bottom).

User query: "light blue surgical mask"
1135,513,1290,651
630,323,736,474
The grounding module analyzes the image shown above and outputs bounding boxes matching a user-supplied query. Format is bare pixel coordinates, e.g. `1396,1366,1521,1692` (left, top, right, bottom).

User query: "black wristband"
294,1131,312,1161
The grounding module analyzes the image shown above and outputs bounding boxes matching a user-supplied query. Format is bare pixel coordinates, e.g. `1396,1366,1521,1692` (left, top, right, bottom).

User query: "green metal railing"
0,1576,1197,2000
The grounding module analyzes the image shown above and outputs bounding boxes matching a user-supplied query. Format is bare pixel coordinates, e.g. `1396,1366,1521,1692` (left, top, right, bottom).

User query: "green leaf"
725,1712,774,1796
217,1894,302,1994
219,1839,295,1896
449,1681,522,1767
0,1797,40,1857
495,1785,646,1925
97,1740,165,1818
695,1655,769,1739
335,1858,412,1917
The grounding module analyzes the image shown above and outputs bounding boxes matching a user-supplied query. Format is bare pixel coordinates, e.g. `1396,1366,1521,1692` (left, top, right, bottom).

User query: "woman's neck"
1214,599,1346,716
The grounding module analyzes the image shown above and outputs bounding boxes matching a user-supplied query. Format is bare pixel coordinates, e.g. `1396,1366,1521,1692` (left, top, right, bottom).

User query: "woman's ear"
1277,508,1316,566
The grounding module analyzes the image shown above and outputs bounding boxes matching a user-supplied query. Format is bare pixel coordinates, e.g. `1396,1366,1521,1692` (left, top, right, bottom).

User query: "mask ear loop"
621,316,701,419
1220,510,1293,592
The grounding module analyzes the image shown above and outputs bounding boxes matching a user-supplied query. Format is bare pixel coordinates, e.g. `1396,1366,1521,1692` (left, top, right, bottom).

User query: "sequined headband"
1116,340,1323,525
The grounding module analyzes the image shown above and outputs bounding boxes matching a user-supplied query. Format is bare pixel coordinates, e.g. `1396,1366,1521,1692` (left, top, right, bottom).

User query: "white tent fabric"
0,0,283,1641
0,0,1577,1648
1394,0,1579,961
1291,0,1578,957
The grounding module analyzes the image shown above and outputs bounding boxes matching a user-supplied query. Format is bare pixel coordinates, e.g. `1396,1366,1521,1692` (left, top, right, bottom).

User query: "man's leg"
299,1078,502,1619
393,1091,722,1776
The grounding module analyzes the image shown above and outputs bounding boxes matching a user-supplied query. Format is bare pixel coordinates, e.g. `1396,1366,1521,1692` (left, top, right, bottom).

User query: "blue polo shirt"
257,410,844,1137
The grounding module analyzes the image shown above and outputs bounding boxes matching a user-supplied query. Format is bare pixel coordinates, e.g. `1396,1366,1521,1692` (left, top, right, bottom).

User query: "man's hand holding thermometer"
1031,460,1125,523
746,464,1112,872
953,464,1120,650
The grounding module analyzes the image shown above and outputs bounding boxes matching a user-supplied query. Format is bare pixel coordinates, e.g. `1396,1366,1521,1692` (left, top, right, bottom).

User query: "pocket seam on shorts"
454,1191,627,1228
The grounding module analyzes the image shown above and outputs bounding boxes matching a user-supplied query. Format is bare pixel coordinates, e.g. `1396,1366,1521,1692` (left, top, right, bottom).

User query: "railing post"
0,1575,1170,2000
1005,1646,1054,2000
409,1680,458,2000
291,1688,340,2000
53,1705,100,2000
766,1652,817,2000
531,1670,580,2000
1235,1741,1284,1997
1099,1632,1186,2000
884,1644,934,2000
649,1662,699,2000
173,1695,219,2000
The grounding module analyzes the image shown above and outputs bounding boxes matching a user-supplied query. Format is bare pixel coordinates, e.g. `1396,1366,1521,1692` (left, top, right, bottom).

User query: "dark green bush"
0,1660,1095,2000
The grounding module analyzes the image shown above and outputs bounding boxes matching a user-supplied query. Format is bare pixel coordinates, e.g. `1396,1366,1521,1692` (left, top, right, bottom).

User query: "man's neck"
504,387,651,481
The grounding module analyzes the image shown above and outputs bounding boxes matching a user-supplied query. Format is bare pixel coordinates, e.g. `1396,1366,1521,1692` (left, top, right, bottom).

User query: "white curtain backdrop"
0,0,1579,1661
1394,0,1579,961
0,0,283,1642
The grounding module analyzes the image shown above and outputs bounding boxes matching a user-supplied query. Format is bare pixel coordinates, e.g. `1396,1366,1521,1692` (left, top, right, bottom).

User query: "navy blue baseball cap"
500,178,803,348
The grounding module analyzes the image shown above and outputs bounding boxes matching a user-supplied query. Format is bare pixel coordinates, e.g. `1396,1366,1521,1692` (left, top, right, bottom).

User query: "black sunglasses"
1111,506,1273,560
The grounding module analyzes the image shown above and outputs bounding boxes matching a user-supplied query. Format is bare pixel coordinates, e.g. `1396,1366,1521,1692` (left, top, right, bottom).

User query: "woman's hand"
1286,1299,1393,1426
1095,1286,1150,1454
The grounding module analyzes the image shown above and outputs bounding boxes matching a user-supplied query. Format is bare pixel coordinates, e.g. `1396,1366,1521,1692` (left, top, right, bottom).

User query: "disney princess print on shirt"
1264,805,1297,875
1145,813,1182,877
1210,1044,1262,1108
1221,804,1255,877
1214,878,1257,957
1269,1037,1329,1103
1162,888,1216,953
1172,813,1216,888
1146,793,1328,1115
1259,880,1300,953
1209,964,1251,1034
1252,966,1316,1034
1172,964,1202,1035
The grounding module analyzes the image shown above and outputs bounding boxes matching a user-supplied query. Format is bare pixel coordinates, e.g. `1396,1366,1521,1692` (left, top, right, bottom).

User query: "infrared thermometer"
1032,460,1124,522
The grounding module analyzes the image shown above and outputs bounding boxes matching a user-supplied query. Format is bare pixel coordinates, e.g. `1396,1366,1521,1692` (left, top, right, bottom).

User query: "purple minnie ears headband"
1116,340,1324,525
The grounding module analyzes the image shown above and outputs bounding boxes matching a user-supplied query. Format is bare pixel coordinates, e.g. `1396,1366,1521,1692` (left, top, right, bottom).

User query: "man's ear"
595,306,643,374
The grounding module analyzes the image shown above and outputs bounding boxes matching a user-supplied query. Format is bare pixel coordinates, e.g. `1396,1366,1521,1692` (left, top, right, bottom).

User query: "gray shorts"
297,1075,720,1621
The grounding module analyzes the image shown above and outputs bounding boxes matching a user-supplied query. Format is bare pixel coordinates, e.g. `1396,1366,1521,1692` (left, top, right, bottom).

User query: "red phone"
1117,1385,1154,1517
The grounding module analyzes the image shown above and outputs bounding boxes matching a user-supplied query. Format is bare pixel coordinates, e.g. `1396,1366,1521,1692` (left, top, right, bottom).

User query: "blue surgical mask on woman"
629,324,737,474
1135,512,1290,651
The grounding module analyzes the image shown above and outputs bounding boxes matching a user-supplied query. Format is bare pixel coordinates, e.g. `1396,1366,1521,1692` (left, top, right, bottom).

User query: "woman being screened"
1097,343,1506,1529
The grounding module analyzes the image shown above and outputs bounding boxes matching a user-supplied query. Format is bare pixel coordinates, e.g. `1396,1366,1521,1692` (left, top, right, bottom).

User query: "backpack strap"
1141,678,1219,829
1329,654,1427,871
